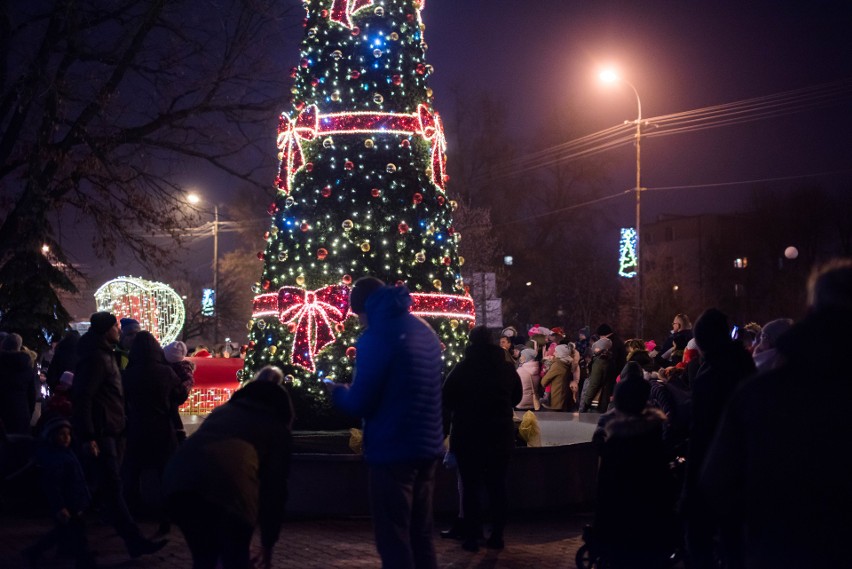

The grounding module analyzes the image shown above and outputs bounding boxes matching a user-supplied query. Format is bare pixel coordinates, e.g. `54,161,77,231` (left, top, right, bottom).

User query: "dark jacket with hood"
701,309,852,569
163,380,294,549
123,331,185,467
0,350,36,434
685,337,755,506
72,331,125,442
443,342,522,458
333,285,445,465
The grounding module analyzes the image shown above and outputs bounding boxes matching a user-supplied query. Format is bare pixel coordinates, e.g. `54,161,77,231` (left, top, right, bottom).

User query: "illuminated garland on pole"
242,0,472,427
619,228,638,278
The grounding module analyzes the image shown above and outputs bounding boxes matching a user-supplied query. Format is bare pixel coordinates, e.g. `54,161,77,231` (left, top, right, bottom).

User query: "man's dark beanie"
693,308,729,354
90,311,117,335
596,323,614,336
468,325,493,346
350,277,385,314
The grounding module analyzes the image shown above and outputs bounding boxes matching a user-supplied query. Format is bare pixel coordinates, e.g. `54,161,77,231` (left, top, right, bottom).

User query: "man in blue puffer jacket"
330,277,444,569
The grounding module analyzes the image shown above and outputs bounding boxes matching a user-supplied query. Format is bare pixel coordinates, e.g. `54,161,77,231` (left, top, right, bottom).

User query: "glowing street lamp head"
599,68,620,84
187,192,201,205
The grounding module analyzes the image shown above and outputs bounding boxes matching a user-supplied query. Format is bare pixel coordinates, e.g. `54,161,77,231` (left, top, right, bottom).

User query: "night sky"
424,1,852,219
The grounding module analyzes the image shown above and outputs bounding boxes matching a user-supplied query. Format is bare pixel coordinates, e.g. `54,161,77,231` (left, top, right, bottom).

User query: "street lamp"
187,192,220,344
600,67,644,337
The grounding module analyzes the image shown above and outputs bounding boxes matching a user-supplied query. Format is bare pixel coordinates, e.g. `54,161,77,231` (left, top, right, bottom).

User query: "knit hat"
89,312,117,335
760,318,794,347
519,348,536,363
614,362,650,414
58,371,74,390
349,276,385,314
592,337,612,353
164,341,188,363
554,343,573,360
41,416,72,440
596,323,614,337
693,308,730,354
120,318,141,333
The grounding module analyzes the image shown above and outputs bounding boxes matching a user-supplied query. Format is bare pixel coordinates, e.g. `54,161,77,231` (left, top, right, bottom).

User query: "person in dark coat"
329,278,445,569
163,366,294,569
0,332,37,435
596,324,626,410
72,312,166,559
701,258,852,569
683,308,756,569
592,362,678,569
580,338,613,412
122,331,186,535
443,326,522,552
23,416,95,569
46,330,80,392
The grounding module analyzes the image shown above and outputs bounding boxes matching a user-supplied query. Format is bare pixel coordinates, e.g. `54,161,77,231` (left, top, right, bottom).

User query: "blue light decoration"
201,288,215,317
619,228,638,278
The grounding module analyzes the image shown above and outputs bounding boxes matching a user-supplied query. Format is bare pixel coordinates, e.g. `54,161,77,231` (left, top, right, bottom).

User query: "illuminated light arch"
94,277,186,344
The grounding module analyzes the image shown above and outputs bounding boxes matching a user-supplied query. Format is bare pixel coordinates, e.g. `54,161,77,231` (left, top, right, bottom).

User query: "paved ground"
0,510,591,568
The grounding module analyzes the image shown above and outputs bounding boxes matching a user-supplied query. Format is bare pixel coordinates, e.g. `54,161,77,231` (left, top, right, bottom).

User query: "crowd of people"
1,258,851,569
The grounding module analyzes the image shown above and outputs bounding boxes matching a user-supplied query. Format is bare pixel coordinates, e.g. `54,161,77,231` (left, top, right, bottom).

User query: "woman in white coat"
515,349,541,410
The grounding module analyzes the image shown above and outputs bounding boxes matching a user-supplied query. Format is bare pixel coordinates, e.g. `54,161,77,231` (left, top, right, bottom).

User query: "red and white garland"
253,284,474,371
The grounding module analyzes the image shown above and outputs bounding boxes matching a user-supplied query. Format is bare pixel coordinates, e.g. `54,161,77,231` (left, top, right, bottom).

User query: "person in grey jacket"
329,277,445,569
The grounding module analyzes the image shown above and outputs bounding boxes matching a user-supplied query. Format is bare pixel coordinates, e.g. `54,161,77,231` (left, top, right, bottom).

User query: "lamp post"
600,68,644,337
187,193,220,344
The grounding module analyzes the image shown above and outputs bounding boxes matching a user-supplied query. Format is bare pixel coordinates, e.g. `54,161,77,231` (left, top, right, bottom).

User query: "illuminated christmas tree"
242,0,474,427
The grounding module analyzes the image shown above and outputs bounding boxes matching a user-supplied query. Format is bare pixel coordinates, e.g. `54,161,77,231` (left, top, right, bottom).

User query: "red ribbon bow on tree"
277,285,350,372
330,0,374,28
275,106,318,193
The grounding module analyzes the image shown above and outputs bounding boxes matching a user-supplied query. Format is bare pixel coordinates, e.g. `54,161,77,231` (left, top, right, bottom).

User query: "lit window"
734,257,748,269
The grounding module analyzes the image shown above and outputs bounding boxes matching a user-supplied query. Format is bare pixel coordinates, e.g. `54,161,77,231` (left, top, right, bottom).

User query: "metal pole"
213,204,219,345
624,80,643,339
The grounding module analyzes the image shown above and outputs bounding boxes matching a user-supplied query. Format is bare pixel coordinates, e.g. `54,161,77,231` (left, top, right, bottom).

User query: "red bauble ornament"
321,186,332,197
295,101,306,111
349,70,361,79
305,162,314,172
320,9,329,18
344,160,354,170
346,346,357,360
300,58,309,68
395,280,406,287
444,174,450,183
406,13,415,23
392,74,402,85
262,279,271,290
437,195,445,206
440,342,446,352
248,341,256,349
263,231,270,239
257,252,265,260
400,139,410,148
300,222,310,232
351,26,360,36
416,63,427,75
398,222,409,234
448,226,455,235
412,192,423,204
317,248,328,260
442,256,451,265
311,77,319,87
289,67,298,78
267,203,278,215
288,323,297,333
371,188,381,197
335,323,345,333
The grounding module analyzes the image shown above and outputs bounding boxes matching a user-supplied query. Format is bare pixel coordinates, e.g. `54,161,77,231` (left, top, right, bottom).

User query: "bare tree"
0,0,298,347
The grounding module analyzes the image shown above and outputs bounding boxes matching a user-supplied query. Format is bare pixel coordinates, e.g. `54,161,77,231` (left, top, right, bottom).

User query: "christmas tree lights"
243,0,473,427
618,228,638,278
